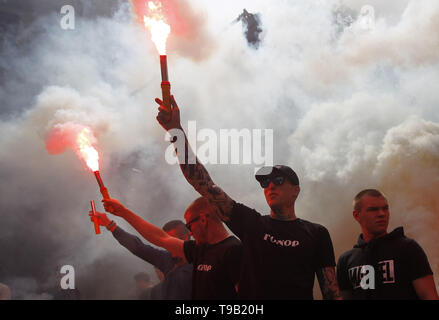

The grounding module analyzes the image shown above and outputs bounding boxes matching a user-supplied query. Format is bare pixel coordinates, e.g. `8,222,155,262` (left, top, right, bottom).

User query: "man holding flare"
101,196,242,300
155,95,341,300
89,211,193,300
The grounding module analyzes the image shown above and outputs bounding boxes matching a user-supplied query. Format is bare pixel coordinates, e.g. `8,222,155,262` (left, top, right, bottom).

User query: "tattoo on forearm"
175,133,234,221
317,267,342,300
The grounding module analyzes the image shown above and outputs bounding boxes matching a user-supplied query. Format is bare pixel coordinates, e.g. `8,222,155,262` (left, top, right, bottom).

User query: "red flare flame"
143,1,171,55
76,128,99,172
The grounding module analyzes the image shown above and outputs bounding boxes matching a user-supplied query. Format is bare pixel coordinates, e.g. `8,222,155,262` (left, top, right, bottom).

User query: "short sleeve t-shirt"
226,202,336,299
337,227,433,300
184,236,242,300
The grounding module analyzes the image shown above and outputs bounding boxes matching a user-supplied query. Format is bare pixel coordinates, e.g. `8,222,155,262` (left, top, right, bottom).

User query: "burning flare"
45,123,100,171
45,123,110,203
144,1,171,54
76,128,99,172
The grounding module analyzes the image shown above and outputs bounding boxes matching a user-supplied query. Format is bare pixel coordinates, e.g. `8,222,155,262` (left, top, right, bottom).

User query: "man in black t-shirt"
337,189,438,300
89,213,193,300
230,199,336,299
102,196,241,300
155,95,341,300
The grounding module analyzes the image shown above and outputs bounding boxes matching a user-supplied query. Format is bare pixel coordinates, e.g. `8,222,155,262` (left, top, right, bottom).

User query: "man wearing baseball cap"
156,96,341,300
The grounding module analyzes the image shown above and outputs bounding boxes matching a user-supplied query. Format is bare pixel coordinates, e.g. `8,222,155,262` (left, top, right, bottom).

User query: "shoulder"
214,237,242,255
222,237,243,260
227,202,263,233
215,236,242,250
395,235,426,255
337,248,355,265
226,235,242,247
231,201,262,217
297,218,331,236
396,234,419,246
385,228,425,253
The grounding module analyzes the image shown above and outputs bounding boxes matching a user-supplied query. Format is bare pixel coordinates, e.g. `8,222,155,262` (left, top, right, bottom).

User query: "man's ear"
353,210,360,223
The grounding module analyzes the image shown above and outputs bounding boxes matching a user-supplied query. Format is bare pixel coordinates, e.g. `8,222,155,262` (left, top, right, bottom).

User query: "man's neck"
270,206,297,221
362,230,388,243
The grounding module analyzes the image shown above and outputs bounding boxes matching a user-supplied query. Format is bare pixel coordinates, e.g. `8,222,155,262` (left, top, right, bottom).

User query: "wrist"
107,220,117,232
168,124,182,132
168,126,184,143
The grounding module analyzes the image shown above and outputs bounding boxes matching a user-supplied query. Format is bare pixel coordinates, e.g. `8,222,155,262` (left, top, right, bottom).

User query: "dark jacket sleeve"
112,226,175,274
336,253,352,291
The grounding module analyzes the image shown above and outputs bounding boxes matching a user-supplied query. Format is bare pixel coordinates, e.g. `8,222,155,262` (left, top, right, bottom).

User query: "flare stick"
93,170,110,200
90,200,100,235
160,55,172,122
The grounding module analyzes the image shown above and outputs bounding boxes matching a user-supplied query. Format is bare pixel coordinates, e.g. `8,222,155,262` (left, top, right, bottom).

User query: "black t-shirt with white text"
184,236,242,300
337,227,433,300
226,202,336,299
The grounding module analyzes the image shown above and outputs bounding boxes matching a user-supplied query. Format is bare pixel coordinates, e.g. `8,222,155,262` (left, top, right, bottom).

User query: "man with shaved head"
337,189,438,300
101,196,242,300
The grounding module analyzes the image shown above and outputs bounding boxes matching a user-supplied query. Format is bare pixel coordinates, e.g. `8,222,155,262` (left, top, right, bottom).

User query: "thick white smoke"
1,0,438,298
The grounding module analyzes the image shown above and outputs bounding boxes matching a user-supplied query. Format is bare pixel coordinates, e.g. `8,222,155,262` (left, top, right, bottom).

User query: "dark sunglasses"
185,214,209,231
259,175,285,188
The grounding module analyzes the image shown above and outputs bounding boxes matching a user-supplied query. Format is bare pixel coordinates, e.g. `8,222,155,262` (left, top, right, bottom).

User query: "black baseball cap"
255,165,300,186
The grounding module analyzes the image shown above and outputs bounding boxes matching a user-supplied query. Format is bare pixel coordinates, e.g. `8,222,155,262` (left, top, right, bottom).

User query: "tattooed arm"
155,96,234,221
316,266,343,300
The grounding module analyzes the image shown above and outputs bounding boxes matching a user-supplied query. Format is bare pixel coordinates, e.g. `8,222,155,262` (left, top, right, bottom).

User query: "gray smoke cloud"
1,0,438,299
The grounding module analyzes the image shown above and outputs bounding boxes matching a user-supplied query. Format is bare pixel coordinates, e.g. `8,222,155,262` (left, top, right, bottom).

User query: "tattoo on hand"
317,267,342,300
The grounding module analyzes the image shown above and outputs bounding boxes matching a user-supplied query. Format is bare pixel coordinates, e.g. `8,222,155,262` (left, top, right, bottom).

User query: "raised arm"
102,198,186,261
90,212,175,273
156,96,234,222
316,266,343,300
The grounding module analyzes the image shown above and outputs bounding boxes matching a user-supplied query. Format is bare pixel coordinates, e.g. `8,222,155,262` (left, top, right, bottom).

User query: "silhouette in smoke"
234,9,263,49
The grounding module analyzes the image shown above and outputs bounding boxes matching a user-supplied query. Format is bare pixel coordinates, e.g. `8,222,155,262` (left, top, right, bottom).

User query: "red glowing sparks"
76,128,99,172
143,1,171,55
46,123,100,172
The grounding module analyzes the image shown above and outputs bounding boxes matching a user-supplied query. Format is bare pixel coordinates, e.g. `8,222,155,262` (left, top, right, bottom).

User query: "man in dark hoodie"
337,189,438,300
90,212,192,300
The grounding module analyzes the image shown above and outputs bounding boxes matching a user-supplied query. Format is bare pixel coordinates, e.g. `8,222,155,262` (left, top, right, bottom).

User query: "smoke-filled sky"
1,0,438,299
